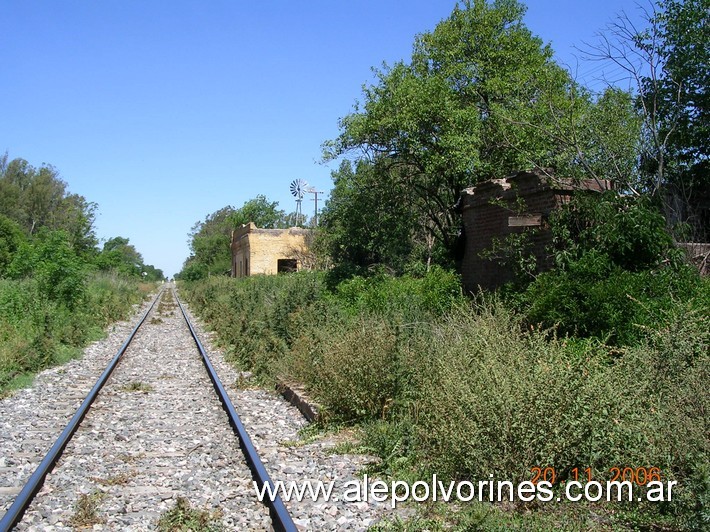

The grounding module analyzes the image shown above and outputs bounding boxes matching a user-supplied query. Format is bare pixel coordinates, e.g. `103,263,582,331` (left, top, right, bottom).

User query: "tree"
318,159,426,273
184,206,236,279
0,154,98,250
0,215,25,277
141,264,165,283
95,237,145,277
8,230,88,308
586,0,709,237
324,0,634,260
227,195,287,229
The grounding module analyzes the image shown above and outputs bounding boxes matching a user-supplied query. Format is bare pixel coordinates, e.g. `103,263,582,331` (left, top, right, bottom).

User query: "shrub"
8,230,88,309
0,273,148,393
285,313,411,422
182,272,326,376
413,299,708,528
522,252,704,344
183,268,707,527
334,267,464,322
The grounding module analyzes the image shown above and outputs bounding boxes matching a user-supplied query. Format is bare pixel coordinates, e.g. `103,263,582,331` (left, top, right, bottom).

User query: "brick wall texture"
459,171,610,293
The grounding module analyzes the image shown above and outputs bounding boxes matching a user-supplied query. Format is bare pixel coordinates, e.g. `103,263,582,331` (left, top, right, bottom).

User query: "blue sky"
2,1,644,277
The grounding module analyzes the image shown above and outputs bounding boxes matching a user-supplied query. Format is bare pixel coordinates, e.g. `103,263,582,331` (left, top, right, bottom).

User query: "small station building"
230,223,310,278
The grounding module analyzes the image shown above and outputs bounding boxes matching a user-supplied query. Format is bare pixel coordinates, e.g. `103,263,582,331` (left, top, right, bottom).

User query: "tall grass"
0,272,151,393
181,272,708,528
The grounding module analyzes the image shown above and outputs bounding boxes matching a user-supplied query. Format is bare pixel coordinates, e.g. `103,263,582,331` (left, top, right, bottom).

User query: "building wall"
231,223,310,278
459,171,610,293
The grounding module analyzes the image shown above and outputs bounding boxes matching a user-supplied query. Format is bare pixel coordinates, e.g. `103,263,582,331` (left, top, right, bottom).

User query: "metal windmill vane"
290,179,307,223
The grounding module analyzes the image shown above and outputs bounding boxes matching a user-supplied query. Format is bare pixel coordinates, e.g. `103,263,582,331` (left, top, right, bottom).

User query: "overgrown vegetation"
183,266,707,528
121,381,154,393
68,491,106,528
180,0,707,529
157,497,222,532
0,153,160,396
515,193,708,346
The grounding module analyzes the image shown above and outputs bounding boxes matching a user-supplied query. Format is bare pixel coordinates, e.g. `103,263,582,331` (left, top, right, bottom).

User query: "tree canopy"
586,0,709,238
323,0,643,271
0,154,98,255
0,152,164,286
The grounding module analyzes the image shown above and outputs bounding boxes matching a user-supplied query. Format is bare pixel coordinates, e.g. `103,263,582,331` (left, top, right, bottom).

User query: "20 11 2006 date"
530,466,663,485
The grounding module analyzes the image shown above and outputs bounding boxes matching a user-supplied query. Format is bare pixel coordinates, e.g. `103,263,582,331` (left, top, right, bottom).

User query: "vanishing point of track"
0,287,296,531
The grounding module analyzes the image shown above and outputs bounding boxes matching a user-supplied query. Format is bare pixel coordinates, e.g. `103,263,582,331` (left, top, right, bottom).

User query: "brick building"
231,223,310,278
458,170,610,292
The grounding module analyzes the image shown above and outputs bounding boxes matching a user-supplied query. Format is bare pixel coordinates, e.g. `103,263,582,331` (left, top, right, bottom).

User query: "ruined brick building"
458,170,611,293
231,223,310,278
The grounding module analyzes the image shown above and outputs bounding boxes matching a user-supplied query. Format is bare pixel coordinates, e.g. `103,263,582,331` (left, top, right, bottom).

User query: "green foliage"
413,300,707,528
9,230,87,309
642,0,709,226
0,273,148,393
68,492,106,528
0,154,98,252
173,4,710,526
94,236,163,280
182,272,325,376
334,267,463,321
550,193,677,271
226,194,287,229
318,160,424,273
0,152,160,396
287,314,408,422
589,0,709,237
0,214,25,276
157,497,221,531
184,259,707,528
517,194,705,344
182,269,463,407
565,87,643,187
83,272,151,329
323,0,643,264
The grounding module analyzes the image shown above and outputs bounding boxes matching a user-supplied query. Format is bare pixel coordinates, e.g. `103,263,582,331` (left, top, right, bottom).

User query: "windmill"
290,179,307,225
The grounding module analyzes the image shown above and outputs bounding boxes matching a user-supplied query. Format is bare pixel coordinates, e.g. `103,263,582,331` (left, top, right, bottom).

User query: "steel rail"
0,289,164,532
174,289,297,532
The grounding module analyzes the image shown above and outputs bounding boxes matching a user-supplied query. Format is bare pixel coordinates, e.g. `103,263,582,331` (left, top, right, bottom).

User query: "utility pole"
306,187,324,227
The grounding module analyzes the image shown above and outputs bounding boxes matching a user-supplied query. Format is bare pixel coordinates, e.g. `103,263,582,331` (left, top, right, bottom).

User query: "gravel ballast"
0,286,406,530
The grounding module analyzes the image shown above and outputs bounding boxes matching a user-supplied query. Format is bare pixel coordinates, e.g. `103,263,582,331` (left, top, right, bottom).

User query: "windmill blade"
290,179,307,199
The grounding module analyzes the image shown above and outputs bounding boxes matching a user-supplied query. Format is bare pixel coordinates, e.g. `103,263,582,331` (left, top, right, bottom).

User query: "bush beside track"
0,273,153,395
182,269,708,530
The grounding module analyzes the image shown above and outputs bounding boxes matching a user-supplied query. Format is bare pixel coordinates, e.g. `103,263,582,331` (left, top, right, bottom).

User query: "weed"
181,270,709,528
121,381,154,393
116,452,145,463
0,272,147,397
92,471,134,486
232,372,255,390
156,497,222,531
281,423,329,448
68,491,105,527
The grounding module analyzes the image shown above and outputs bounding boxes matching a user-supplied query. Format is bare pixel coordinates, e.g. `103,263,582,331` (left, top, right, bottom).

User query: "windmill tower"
290,179,307,226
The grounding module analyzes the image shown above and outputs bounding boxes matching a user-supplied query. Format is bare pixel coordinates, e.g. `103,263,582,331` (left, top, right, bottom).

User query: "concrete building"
230,223,311,278
458,170,610,292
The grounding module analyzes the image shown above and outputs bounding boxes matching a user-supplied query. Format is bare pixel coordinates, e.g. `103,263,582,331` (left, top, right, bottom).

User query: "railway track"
0,287,296,531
